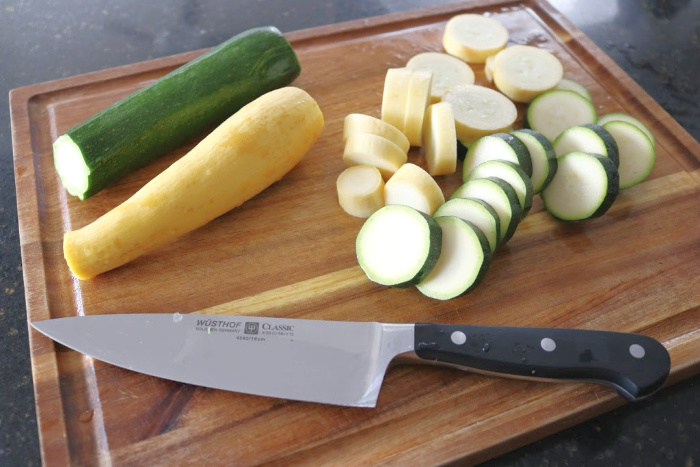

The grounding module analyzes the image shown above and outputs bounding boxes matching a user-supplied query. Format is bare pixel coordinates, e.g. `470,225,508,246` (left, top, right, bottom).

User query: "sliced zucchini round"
451,177,522,243
597,112,655,148
511,129,557,194
541,151,619,221
554,78,592,100
356,205,442,287
553,124,620,167
416,216,492,300
406,52,475,103
602,121,656,189
466,159,534,216
525,89,597,141
434,197,500,253
462,132,533,180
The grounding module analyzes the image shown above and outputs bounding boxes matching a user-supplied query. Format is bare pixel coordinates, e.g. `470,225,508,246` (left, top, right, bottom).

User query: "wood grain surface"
10,0,700,465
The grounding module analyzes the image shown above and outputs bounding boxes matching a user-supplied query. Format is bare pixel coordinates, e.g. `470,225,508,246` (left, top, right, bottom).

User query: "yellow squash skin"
64,86,324,279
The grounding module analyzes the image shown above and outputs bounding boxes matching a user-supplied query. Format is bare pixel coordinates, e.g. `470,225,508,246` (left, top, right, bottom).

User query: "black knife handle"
414,324,670,401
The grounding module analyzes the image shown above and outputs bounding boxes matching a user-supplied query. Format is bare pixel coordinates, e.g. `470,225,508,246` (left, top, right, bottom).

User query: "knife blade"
31,314,670,407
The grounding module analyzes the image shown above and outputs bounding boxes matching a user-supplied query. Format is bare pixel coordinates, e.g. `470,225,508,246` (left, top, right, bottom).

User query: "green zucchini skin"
56,26,301,199
511,128,557,194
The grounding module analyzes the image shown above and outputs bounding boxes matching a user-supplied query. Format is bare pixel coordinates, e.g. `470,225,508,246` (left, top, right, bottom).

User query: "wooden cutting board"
11,0,700,465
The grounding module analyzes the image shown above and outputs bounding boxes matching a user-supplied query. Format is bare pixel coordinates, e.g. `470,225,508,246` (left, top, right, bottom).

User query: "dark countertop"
1,0,698,465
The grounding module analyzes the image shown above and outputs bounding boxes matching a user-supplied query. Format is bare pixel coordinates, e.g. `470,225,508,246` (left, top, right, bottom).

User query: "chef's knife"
32,314,670,407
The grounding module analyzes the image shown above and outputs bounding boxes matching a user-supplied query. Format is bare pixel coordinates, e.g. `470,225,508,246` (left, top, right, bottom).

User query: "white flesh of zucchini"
356,205,441,287
597,112,655,148
434,197,500,253
53,135,91,199
466,160,533,215
416,216,490,300
462,134,531,180
541,151,618,221
406,52,475,103
451,178,517,242
602,120,656,189
526,90,597,141
511,129,556,194
553,124,619,166
555,78,592,100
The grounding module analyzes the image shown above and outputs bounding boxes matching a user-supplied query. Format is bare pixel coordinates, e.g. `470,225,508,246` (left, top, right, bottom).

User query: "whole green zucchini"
53,26,301,200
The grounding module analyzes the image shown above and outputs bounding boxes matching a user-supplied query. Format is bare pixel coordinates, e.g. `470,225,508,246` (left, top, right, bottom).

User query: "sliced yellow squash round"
442,14,509,64
403,70,433,147
380,68,413,132
442,85,517,146
384,163,445,216
492,45,563,103
406,52,475,103
336,165,386,218
423,102,457,176
343,133,408,180
343,113,410,153
484,54,496,82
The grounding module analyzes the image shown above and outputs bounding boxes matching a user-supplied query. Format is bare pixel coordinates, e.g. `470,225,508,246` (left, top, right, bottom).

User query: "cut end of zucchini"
53,134,91,200
466,159,534,216
434,197,500,253
463,133,532,180
542,151,619,221
602,121,656,189
553,124,619,167
356,205,442,287
525,90,597,142
555,78,592,100
451,177,521,244
416,216,491,300
511,129,557,194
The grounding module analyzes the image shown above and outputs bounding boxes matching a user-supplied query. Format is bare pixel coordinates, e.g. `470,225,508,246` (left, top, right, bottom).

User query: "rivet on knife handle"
413,324,671,401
